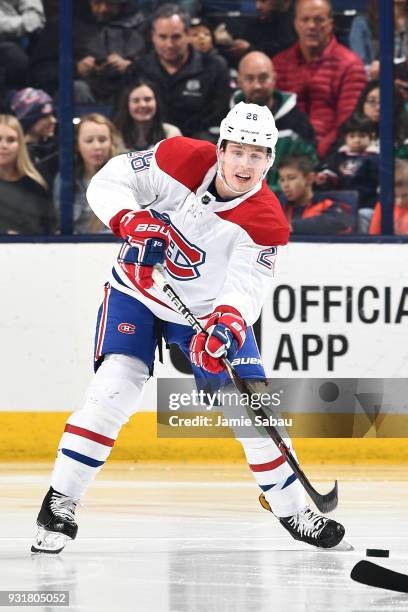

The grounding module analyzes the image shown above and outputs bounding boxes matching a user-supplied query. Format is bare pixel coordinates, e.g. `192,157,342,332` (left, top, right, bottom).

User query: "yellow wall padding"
1,412,408,463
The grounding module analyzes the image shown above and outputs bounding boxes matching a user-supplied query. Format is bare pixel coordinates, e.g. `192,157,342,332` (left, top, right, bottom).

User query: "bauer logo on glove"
118,209,170,289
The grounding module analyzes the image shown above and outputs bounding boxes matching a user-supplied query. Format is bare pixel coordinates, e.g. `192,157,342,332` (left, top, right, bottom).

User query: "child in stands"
279,155,352,234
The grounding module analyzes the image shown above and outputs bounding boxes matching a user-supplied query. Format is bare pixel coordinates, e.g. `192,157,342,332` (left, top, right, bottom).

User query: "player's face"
77,121,112,170
295,0,333,52
152,16,189,64
219,142,269,194
279,166,309,203
363,88,380,122
0,124,19,168
345,131,371,154
29,115,57,140
128,85,157,123
189,25,212,53
239,58,275,106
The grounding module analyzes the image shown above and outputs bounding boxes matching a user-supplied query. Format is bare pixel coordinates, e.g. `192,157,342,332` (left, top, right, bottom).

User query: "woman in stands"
0,115,54,235
353,80,408,158
113,79,181,152
53,113,120,234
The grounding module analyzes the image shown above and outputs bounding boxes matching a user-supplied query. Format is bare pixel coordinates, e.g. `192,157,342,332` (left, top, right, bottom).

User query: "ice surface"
0,464,407,612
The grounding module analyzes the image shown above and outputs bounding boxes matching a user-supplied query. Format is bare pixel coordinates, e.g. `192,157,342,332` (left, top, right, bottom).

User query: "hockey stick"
152,266,338,513
351,560,408,593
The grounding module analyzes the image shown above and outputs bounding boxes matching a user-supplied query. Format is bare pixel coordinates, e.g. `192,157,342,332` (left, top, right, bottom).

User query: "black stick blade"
351,560,408,593
307,479,338,513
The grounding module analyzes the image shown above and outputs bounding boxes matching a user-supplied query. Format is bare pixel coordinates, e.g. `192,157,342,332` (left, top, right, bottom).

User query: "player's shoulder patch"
155,137,217,192
216,183,290,246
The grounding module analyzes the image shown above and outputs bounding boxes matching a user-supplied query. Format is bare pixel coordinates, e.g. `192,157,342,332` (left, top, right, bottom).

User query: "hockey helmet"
218,102,278,166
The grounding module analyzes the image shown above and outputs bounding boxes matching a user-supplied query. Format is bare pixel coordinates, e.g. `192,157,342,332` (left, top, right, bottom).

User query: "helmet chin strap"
216,146,272,196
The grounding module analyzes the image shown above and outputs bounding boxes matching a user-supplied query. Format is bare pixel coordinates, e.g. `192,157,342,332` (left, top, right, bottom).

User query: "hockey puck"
366,549,390,558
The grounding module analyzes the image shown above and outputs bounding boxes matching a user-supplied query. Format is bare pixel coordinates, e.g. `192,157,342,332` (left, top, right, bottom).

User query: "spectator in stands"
278,154,351,234
354,80,380,127
9,87,58,187
273,0,367,158
0,114,54,234
213,0,296,64
233,51,316,191
316,115,379,209
369,159,408,236
114,79,182,151
349,0,408,79
126,4,230,142
53,113,120,234
348,0,376,68
188,18,228,71
0,0,45,99
73,0,147,104
353,80,408,158
29,14,59,96
114,79,181,151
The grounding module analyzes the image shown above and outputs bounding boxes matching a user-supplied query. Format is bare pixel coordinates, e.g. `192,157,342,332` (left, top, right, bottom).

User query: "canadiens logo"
118,323,136,334
118,218,205,282
165,223,205,281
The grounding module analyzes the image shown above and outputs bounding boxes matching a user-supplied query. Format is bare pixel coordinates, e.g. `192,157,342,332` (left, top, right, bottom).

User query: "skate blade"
325,539,354,552
30,526,71,555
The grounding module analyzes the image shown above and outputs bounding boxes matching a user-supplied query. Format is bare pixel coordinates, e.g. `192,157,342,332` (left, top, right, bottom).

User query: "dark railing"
379,0,395,235
58,0,74,236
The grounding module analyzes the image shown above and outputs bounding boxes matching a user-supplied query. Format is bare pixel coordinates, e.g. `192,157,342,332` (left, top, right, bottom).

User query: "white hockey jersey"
87,137,290,326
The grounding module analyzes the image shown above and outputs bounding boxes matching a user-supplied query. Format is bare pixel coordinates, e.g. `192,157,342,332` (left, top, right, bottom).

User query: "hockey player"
31,102,345,554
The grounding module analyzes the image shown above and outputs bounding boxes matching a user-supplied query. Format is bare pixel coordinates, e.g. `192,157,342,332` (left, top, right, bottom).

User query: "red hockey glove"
189,306,246,373
118,209,170,289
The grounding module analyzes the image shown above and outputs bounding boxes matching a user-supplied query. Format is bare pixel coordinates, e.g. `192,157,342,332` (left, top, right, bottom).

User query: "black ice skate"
259,493,345,549
31,487,78,554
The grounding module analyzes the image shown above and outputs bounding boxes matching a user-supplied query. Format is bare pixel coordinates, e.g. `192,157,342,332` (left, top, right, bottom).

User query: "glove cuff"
205,305,246,350
212,304,243,319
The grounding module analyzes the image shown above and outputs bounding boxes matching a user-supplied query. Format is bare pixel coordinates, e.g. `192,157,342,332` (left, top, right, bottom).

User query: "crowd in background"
0,0,407,236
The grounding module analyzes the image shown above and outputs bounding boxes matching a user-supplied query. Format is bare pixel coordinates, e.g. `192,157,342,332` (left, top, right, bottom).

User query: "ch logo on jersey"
166,223,206,281
257,247,277,270
118,323,136,334
129,151,153,173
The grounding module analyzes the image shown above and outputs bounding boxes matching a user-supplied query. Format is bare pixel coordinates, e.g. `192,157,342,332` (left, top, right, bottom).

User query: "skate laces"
288,507,327,539
49,491,77,523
